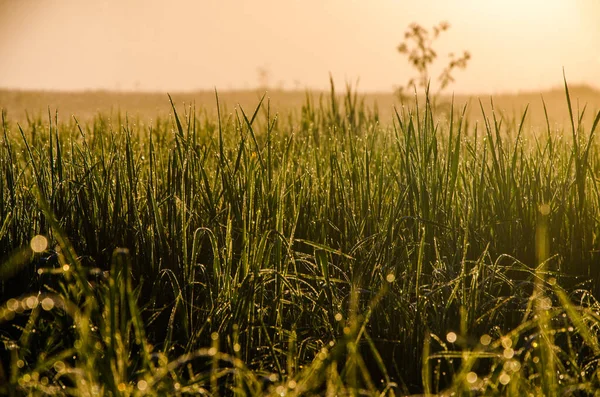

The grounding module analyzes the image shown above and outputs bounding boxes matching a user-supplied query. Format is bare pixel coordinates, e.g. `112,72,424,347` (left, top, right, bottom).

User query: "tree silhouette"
396,21,471,100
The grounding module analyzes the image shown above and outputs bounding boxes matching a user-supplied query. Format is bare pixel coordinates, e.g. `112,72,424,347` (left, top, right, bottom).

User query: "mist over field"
0,0,599,94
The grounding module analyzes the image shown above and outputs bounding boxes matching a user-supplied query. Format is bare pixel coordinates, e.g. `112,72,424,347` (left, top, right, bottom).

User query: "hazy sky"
0,0,598,94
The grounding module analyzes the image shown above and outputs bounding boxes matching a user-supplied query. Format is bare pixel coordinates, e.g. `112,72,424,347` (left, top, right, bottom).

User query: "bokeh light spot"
30,235,48,253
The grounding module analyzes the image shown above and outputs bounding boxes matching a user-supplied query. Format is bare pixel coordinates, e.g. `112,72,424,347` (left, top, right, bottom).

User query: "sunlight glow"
0,0,596,93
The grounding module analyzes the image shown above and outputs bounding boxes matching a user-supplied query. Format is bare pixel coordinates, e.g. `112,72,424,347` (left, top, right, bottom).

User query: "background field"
2,85,600,127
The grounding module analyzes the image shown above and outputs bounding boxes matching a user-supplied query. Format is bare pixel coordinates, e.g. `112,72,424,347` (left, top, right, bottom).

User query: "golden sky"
0,0,598,93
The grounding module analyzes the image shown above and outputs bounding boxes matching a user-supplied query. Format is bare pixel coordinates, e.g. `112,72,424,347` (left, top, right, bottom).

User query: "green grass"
2,79,600,396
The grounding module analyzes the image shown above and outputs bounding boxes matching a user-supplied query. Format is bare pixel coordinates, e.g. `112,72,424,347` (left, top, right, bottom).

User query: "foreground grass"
1,81,600,395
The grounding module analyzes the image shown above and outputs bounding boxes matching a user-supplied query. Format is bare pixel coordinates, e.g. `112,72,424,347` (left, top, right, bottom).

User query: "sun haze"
0,0,598,94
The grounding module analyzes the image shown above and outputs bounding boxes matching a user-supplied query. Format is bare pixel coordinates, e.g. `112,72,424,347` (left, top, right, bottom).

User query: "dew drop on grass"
25,296,38,309
499,372,511,385
137,380,148,391
501,337,512,349
30,235,48,253
509,360,521,372
480,334,492,346
41,298,54,311
446,332,457,343
7,298,19,312
466,372,477,384
539,297,552,310
53,361,65,372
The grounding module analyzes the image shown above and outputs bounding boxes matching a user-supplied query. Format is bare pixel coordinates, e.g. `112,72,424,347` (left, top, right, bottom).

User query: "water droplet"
446,332,457,343
480,334,492,346
41,297,54,311
466,372,477,384
30,235,48,253
137,380,148,391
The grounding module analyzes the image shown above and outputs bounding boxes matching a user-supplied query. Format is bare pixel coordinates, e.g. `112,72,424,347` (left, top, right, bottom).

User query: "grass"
1,79,600,395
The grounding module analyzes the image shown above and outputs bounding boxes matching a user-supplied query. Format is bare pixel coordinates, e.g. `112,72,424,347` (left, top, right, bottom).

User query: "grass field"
2,81,600,396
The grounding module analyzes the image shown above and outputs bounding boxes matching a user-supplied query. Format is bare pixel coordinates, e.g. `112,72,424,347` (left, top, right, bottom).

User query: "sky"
0,0,598,94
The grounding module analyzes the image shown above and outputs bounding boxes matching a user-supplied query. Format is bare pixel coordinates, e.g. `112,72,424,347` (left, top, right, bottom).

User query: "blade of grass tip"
17,123,44,198
478,99,502,189
511,105,529,169
563,69,577,151
168,93,184,140
329,73,340,125
582,111,600,169
577,102,587,133
267,98,273,192
168,94,185,165
541,96,553,153
214,88,226,166
249,92,266,126
444,94,455,189
73,115,91,153
2,111,16,211
47,107,55,199
240,105,266,171
54,109,63,183
447,103,466,214
412,85,421,138
232,124,246,175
